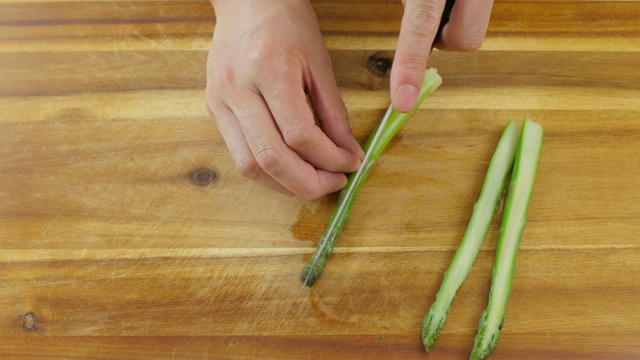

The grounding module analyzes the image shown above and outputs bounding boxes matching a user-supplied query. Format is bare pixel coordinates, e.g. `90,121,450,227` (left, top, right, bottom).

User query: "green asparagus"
470,118,544,360
300,68,443,287
422,121,523,352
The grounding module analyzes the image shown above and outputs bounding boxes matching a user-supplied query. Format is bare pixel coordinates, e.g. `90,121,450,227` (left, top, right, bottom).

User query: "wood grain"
2,0,640,359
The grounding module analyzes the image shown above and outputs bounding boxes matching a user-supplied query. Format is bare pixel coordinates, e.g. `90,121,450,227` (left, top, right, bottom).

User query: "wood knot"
23,312,36,331
191,168,218,187
366,51,394,78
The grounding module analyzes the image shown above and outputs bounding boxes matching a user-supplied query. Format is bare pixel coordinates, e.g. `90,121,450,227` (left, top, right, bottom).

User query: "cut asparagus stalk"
470,118,544,360
422,121,523,352
300,68,443,287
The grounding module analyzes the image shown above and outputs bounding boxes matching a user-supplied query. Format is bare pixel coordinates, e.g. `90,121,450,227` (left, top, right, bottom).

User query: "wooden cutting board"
1,1,639,358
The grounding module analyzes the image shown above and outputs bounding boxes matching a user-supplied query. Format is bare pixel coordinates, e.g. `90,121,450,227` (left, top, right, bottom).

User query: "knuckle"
212,59,240,90
235,157,260,179
253,144,281,172
281,125,309,150
249,38,298,73
248,47,272,72
220,62,237,85
251,37,278,60
405,2,441,38
397,51,428,76
450,35,484,52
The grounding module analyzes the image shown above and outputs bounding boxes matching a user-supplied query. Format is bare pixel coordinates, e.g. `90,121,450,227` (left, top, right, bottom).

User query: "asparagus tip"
300,255,328,287
469,310,501,360
299,270,319,288
421,306,448,352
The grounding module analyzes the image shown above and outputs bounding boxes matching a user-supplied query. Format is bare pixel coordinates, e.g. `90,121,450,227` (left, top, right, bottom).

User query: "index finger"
391,0,447,113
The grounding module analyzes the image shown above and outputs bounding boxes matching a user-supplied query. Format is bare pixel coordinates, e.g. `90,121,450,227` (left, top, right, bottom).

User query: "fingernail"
394,84,418,113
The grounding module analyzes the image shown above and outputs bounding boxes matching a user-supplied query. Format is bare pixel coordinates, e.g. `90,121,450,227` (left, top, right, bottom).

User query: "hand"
391,0,494,112
206,0,364,200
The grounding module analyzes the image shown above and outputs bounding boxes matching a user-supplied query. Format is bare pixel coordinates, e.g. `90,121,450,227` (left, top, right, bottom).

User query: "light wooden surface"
1,1,640,359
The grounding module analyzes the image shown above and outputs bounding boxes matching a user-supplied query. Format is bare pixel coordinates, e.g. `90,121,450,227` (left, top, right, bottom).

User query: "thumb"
391,0,447,113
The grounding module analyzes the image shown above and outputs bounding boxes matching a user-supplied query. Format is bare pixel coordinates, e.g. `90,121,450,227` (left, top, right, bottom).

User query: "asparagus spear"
470,118,544,360
422,121,523,351
300,68,443,287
